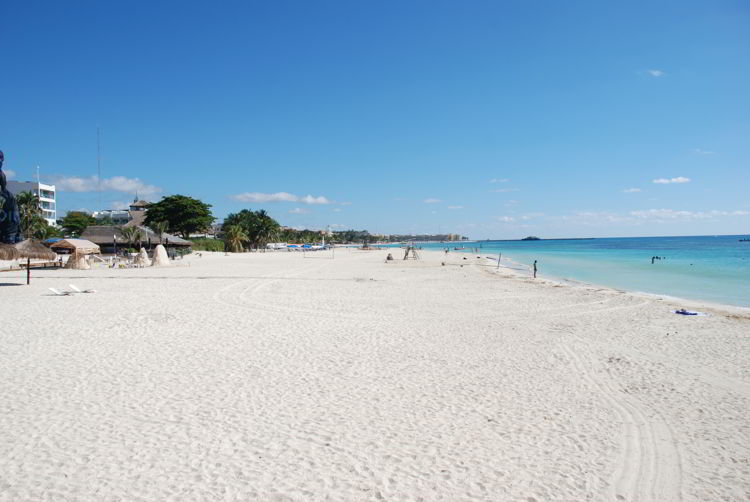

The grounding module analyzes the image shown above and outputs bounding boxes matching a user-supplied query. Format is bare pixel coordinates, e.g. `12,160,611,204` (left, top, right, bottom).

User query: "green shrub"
191,238,225,252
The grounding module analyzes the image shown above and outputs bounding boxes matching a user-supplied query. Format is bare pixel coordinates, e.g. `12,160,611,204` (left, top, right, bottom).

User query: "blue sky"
1,0,748,238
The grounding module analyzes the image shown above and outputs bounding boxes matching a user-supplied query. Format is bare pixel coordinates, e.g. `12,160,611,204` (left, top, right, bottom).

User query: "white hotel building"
6,180,57,226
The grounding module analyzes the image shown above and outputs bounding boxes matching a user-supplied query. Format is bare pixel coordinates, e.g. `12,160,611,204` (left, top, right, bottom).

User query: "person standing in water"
533,260,537,278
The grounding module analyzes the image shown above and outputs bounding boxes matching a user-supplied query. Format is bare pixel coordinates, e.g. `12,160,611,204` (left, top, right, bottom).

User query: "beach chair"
69,284,96,294
48,287,72,296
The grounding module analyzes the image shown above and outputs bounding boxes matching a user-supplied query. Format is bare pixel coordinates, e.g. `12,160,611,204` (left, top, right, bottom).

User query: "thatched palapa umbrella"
0,243,20,261
14,239,57,284
15,239,57,260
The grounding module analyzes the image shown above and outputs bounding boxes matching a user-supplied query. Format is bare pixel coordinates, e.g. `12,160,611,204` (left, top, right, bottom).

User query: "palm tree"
224,225,248,252
120,226,144,251
150,220,168,244
251,209,280,250
30,220,50,240
16,191,46,239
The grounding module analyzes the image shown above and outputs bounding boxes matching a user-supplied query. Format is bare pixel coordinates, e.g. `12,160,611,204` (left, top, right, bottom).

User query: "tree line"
22,192,464,248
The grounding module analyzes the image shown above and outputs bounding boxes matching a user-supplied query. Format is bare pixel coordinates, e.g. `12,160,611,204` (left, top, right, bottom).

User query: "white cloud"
652,177,690,184
504,199,519,207
339,201,352,206
631,209,691,220
490,178,509,183
630,209,749,220
520,212,544,220
423,198,442,203
490,188,519,193
647,69,665,77
55,175,161,195
288,208,310,214
109,200,130,210
691,148,716,155
231,191,332,204
623,188,641,193
447,205,463,209
299,195,331,205
103,176,161,195
498,216,515,223
332,208,341,212
54,177,93,192
559,211,630,225
3,169,15,179
548,207,749,226
232,191,296,203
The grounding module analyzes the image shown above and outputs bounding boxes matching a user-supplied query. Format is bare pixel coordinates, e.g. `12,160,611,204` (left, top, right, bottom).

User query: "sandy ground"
1,248,748,502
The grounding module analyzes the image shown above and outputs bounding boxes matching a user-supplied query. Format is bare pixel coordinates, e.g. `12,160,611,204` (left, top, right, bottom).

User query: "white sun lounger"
48,287,72,296
69,284,96,293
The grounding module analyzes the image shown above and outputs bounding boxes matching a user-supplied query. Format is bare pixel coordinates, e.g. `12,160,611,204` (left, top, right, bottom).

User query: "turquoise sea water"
412,235,750,308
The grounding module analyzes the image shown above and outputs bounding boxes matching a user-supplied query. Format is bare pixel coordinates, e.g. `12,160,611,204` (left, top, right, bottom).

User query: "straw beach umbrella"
14,239,56,284
0,243,20,261
15,239,56,260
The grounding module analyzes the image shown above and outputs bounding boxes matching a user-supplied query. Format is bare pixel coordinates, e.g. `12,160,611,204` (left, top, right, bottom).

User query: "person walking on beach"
533,260,537,278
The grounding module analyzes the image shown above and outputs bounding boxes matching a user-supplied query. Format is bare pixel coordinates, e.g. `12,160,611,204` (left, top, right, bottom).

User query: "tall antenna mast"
97,126,101,210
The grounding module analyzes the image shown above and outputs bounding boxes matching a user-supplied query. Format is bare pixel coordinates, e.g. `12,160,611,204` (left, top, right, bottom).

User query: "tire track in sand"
560,343,683,502
212,263,324,312
489,297,652,325
214,260,409,322
587,341,750,401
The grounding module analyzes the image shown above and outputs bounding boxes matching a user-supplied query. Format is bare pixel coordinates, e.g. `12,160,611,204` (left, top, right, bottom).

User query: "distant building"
91,209,130,225
129,199,149,212
6,180,57,226
92,197,151,227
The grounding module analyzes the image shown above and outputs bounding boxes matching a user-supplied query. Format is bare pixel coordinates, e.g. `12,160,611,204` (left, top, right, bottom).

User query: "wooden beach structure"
50,239,101,270
50,239,101,255
81,225,192,254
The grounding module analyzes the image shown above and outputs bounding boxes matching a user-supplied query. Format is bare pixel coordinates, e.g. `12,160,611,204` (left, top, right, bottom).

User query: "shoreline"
437,244,750,310
475,252,750,315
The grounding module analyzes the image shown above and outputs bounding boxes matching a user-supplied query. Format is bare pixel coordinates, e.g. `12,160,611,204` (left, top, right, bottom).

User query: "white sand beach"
1,248,748,502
